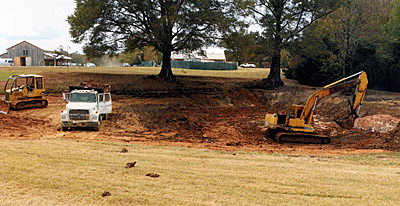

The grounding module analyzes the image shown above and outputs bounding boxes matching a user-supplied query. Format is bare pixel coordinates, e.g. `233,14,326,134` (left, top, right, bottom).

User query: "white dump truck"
60,83,112,131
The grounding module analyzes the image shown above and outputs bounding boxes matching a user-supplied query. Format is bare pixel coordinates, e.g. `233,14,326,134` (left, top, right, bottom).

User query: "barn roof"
6,41,45,51
44,52,73,60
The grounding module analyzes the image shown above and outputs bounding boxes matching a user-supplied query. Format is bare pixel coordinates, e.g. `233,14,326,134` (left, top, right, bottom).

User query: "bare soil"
1,72,400,155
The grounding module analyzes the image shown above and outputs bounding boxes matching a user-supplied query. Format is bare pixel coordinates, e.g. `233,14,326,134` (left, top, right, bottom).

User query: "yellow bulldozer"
0,74,48,114
265,71,368,144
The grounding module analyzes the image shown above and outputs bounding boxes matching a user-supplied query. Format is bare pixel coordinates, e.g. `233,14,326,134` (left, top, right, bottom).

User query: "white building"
171,47,226,62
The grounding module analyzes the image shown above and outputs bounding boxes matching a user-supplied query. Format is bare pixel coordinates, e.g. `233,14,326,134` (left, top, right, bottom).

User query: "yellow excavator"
0,74,48,114
265,71,368,144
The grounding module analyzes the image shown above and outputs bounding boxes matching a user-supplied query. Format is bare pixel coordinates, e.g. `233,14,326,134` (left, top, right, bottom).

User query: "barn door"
26,57,32,66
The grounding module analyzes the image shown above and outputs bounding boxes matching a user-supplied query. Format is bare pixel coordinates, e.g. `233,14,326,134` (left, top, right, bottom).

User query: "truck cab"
61,87,112,131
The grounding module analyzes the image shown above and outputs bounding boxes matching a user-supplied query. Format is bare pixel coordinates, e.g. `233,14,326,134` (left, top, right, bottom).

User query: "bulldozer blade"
334,116,355,130
0,100,10,114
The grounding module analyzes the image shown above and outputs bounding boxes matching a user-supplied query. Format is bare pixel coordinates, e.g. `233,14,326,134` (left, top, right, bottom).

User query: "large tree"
68,0,228,81
220,30,261,64
243,0,340,87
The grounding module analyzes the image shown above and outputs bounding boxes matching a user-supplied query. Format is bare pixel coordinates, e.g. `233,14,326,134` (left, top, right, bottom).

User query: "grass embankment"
0,138,399,205
0,66,270,81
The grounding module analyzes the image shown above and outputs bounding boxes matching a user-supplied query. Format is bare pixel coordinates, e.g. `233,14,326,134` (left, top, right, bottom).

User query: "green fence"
140,61,156,67
171,60,237,70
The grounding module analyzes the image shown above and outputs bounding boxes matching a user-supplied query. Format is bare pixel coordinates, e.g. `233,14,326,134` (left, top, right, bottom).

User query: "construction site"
1,70,400,156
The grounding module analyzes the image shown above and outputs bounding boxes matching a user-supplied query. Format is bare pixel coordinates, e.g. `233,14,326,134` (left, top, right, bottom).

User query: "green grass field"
0,138,399,205
0,66,270,81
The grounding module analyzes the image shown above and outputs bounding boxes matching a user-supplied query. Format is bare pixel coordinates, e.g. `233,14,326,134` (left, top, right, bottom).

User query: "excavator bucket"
0,100,10,114
334,116,355,130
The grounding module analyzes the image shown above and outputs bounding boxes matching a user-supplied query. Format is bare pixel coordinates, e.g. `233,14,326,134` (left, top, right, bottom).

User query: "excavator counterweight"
265,71,368,144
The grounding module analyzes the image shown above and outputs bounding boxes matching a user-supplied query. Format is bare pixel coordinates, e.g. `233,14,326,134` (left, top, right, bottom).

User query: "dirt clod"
101,191,111,197
146,173,160,178
125,162,136,168
226,141,242,146
120,148,128,153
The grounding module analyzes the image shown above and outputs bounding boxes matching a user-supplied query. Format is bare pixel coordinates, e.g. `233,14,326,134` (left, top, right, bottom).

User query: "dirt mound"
203,124,244,141
354,114,400,133
382,122,400,151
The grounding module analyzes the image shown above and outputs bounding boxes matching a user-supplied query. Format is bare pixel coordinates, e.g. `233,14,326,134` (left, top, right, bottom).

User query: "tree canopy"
286,0,400,91
68,0,230,81
241,0,340,87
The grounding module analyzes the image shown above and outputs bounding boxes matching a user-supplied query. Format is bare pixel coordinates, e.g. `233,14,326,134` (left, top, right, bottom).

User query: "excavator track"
274,132,331,144
10,99,48,111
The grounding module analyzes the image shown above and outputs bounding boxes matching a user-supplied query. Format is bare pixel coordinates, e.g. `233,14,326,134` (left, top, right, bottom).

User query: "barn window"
23,50,28,56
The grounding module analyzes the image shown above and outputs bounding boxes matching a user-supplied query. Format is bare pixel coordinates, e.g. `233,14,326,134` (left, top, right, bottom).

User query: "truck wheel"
62,127,68,131
94,126,100,131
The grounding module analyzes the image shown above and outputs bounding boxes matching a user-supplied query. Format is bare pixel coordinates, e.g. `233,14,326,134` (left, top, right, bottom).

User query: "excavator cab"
0,75,48,114
266,105,315,133
283,105,314,132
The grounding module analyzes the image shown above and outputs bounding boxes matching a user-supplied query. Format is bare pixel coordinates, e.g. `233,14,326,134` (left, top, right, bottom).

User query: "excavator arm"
300,71,368,128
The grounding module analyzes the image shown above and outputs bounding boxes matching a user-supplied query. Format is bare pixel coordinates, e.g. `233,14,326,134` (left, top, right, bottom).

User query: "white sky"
0,0,83,54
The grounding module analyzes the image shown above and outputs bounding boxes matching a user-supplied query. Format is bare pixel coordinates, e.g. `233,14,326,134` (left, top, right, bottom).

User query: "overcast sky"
0,0,83,54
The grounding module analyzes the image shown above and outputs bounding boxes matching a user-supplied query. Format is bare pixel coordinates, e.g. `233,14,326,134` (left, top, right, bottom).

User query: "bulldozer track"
10,99,48,111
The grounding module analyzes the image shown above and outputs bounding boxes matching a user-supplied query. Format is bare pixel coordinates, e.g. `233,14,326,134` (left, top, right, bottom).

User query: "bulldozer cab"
4,75,45,100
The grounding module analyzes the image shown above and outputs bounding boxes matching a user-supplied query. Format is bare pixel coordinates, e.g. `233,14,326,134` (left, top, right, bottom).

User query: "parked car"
84,63,96,67
122,63,130,67
239,63,256,68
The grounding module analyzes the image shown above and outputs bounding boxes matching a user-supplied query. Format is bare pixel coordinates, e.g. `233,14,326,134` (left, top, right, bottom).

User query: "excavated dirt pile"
2,72,400,155
354,114,400,133
383,122,400,151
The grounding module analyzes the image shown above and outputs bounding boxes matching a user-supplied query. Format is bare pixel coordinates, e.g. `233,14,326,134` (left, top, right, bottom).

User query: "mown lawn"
0,66,270,81
0,138,399,205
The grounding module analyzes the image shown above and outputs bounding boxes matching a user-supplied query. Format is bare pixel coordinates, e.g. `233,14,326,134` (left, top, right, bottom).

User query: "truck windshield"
69,93,97,102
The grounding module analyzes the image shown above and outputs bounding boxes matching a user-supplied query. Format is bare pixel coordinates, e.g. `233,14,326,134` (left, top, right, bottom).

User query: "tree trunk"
264,50,284,87
158,51,176,81
263,2,284,88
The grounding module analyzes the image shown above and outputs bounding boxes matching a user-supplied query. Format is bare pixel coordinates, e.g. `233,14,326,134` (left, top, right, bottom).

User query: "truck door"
98,93,112,114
